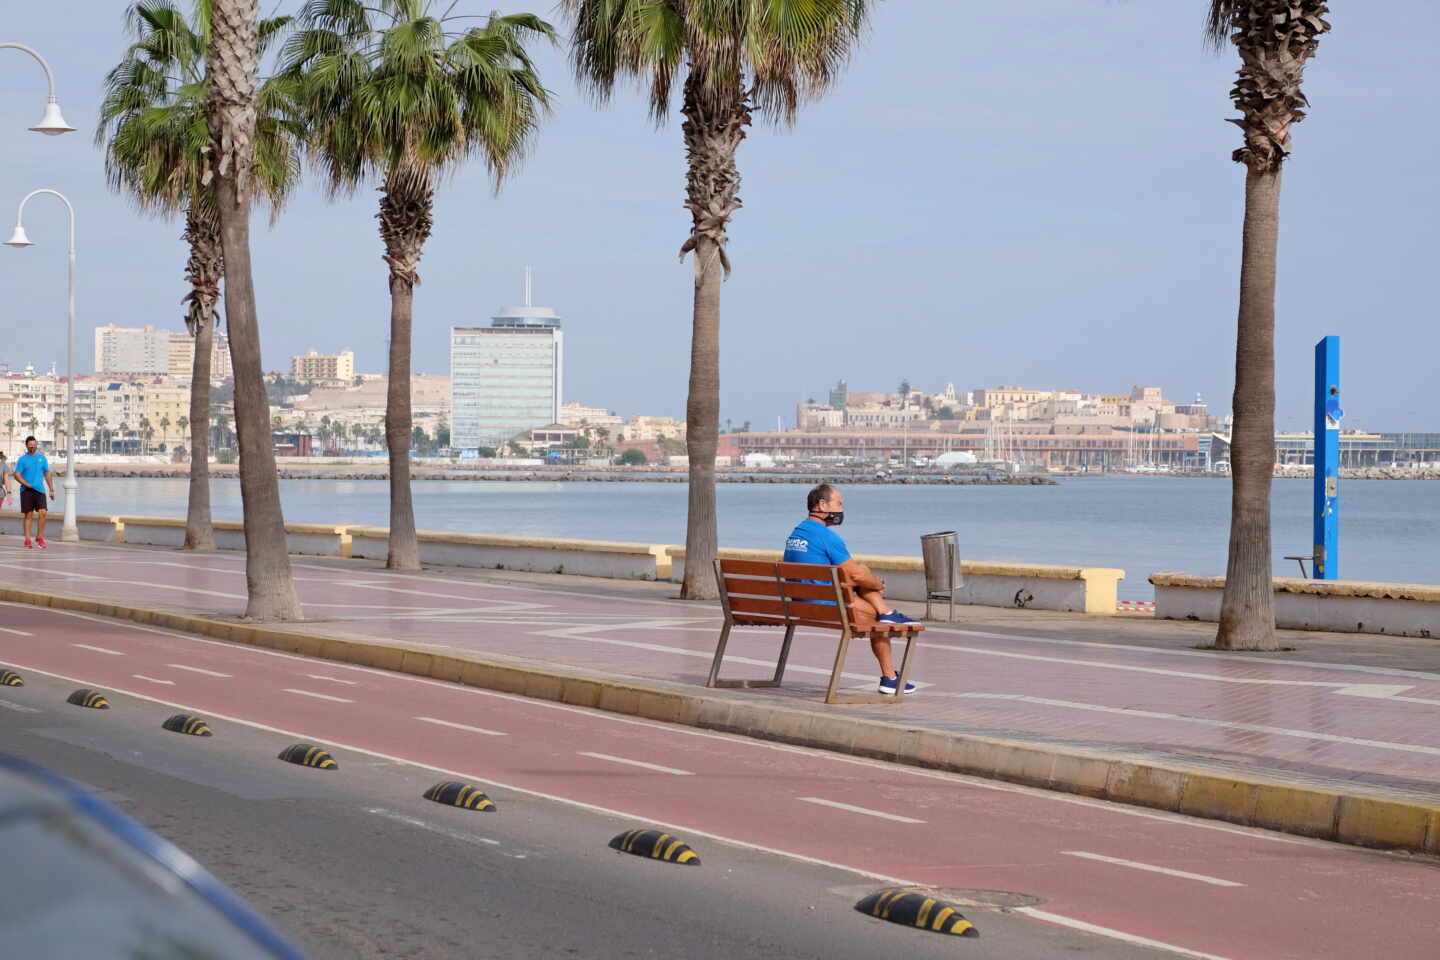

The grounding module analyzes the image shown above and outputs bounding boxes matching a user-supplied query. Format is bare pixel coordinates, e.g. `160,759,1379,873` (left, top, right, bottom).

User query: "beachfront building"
291,349,355,382
95,324,171,375
450,275,563,451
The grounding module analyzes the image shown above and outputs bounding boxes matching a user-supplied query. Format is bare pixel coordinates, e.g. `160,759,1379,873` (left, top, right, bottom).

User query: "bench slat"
728,595,846,624
733,615,852,631
718,559,793,578
722,577,850,603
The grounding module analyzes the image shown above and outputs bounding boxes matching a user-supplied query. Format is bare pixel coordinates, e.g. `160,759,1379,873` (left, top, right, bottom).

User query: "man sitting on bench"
783,483,919,695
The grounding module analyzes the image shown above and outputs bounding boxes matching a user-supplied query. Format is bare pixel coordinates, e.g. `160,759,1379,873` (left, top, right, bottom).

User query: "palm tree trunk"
208,0,301,620
182,208,220,551
377,171,433,571
677,76,749,601
1217,166,1281,650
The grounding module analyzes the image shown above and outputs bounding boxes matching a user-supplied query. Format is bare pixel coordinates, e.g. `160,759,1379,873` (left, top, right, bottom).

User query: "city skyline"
1,4,1437,430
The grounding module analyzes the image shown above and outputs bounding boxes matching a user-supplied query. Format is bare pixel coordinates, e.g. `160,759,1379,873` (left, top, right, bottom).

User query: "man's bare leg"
35,508,47,540
22,510,32,541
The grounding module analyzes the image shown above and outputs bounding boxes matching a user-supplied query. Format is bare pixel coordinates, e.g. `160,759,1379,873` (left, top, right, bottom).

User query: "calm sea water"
71,476,1437,599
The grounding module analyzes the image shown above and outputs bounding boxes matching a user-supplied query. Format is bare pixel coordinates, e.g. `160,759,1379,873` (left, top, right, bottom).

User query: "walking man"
783,484,920,695
14,436,56,548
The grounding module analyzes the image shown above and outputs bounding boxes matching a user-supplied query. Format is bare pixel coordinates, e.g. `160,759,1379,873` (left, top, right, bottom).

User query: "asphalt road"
2,668,1160,960
3,599,1438,959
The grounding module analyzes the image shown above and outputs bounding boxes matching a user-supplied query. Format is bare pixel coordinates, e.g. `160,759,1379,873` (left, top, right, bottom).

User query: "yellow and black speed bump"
277,743,337,770
66,688,110,710
162,714,214,737
855,888,978,937
0,669,23,686
608,829,700,865
423,781,496,811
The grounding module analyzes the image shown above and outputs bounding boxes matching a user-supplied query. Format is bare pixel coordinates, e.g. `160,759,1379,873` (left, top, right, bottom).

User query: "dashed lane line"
1061,851,1244,888
166,664,232,678
132,674,176,686
281,688,355,704
72,643,124,656
0,626,34,636
415,716,508,737
797,797,925,824
1015,907,1233,960
306,674,359,685
577,752,694,776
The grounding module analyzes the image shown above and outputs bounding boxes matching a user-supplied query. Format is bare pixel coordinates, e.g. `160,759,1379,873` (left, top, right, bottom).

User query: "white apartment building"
292,349,355,381
451,282,563,450
559,402,623,428
95,323,171,375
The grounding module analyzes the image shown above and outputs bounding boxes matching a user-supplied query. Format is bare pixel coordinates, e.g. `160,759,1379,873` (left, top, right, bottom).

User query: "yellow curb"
4,584,1439,855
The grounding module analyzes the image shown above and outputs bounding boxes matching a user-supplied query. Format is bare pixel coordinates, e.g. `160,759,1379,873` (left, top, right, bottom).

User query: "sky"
1,2,1436,432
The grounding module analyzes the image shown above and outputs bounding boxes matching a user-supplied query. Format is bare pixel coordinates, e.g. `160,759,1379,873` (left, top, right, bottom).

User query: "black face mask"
820,511,844,527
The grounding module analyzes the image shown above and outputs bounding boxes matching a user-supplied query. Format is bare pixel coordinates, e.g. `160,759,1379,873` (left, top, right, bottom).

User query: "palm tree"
96,416,110,454
138,416,153,454
283,0,554,570
177,414,190,449
72,418,85,453
566,0,872,599
159,414,171,451
99,0,302,550
207,0,302,619
1207,2,1331,650
118,421,132,453
3,419,14,453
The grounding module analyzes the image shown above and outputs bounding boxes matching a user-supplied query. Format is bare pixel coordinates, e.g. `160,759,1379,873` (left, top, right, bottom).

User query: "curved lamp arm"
0,43,75,134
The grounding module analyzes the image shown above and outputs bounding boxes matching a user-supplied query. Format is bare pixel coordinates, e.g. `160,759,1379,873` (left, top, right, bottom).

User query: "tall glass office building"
451,277,563,450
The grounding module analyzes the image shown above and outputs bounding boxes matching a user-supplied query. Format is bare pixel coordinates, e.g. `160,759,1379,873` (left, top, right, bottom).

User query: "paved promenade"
3,537,1439,851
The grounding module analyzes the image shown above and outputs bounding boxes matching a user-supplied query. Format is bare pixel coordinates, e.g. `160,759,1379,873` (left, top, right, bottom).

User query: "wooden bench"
706,558,924,705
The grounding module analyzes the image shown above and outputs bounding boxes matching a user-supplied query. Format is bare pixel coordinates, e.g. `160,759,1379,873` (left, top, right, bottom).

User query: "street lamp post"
6,190,79,541
0,43,76,134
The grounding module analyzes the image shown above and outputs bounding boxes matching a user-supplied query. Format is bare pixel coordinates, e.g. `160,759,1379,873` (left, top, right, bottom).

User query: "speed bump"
66,688,110,710
423,781,496,811
855,888,978,937
162,714,214,737
608,829,700,865
0,669,23,686
277,743,337,770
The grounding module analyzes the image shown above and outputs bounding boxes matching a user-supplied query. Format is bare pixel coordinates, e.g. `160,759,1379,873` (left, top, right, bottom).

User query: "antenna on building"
524,266,533,308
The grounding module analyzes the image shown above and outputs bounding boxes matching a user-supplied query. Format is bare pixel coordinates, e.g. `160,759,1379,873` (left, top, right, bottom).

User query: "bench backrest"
714,558,856,631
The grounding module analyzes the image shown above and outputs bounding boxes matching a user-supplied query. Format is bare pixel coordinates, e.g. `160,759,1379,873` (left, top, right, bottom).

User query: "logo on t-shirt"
786,536,809,553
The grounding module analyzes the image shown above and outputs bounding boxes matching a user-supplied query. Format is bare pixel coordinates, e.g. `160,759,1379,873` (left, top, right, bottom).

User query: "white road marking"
166,664,232,678
281,688,354,703
944,692,1440,757
1015,908,1233,960
0,626,34,636
306,674,359,685
72,643,124,656
365,808,501,846
131,674,175,686
578,752,694,776
1061,851,1244,888
0,699,41,713
797,797,925,824
414,716,508,737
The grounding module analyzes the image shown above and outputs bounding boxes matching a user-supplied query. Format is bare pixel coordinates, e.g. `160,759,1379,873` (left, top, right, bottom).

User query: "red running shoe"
23,538,33,548
35,537,47,548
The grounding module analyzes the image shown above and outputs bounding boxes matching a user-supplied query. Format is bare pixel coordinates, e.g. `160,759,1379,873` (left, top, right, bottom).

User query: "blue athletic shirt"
14,452,49,491
783,518,851,567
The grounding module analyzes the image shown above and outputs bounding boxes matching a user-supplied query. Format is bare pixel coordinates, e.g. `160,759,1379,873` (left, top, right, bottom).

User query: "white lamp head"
29,101,75,136
5,224,34,248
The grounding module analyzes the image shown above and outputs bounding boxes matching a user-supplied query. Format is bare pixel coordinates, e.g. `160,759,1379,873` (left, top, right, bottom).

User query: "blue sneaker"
878,675,917,695
877,610,918,625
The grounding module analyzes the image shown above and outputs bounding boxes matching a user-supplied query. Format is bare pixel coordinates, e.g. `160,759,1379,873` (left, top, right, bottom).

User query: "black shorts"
20,488,46,514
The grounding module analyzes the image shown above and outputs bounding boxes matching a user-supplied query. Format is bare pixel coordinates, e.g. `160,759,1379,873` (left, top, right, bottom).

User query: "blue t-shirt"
14,452,49,490
783,518,851,567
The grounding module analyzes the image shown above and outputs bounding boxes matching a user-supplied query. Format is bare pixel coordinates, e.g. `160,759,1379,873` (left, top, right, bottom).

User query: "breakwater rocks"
71,464,1056,486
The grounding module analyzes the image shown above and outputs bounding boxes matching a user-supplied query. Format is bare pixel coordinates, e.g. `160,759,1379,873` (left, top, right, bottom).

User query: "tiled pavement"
4,538,1439,808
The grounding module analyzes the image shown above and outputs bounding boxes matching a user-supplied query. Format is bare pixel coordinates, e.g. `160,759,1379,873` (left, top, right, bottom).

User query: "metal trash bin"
920,531,962,622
